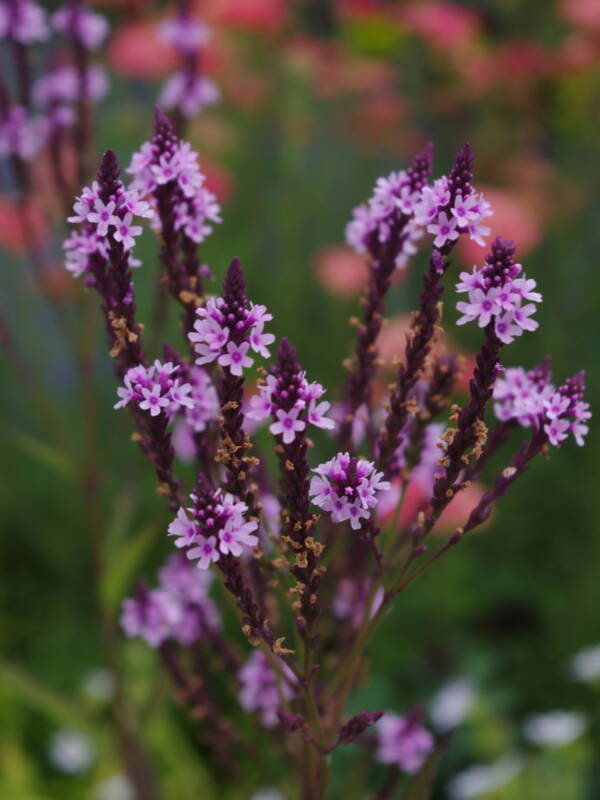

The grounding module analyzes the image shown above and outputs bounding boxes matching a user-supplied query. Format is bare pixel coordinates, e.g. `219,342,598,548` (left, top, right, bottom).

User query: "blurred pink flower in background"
200,159,235,205
0,196,46,255
313,245,369,297
399,479,490,534
560,0,600,31
397,2,481,52
459,186,542,265
216,0,287,33
108,21,178,78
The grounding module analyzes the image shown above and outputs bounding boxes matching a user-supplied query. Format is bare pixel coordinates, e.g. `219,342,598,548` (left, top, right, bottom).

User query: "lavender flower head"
121,554,220,648
456,237,542,344
157,4,220,119
114,360,194,418
52,3,109,50
0,0,49,43
376,711,435,774
238,651,296,728
310,452,390,530
168,475,259,568
127,127,221,244
189,294,274,376
494,365,590,447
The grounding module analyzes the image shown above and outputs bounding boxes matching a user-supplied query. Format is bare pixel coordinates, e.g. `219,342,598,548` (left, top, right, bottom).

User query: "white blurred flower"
522,711,587,746
250,791,285,800
81,668,115,702
95,774,134,800
48,730,94,774
429,678,476,732
569,644,600,682
447,754,524,799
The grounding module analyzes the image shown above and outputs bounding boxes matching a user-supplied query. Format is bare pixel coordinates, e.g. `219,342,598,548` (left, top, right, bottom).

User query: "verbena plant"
62,111,589,798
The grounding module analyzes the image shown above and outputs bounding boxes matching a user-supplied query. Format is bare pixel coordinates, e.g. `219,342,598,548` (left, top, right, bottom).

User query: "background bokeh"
1,1,599,797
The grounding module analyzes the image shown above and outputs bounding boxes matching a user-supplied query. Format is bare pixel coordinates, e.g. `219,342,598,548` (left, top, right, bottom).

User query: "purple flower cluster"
332,578,384,628
346,168,425,269
238,651,296,728
33,64,108,107
189,296,274,376
65,176,151,276
417,176,492,249
157,9,219,119
52,3,109,50
114,360,194,418
0,0,49,43
309,452,390,530
494,366,590,447
376,712,434,774
168,479,259,568
179,366,219,432
121,553,220,648
456,240,542,344
127,137,221,245
0,105,47,160
248,372,335,443
346,163,493,270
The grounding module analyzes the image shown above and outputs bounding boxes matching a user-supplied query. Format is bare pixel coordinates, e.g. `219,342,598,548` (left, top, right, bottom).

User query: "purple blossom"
127,136,220,243
494,365,590,447
309,452,390,530
158,15,210,52
332,578,384,628
0,105,48,160
159,73,220,119
52,3,109,50
1,0,49,43
456,238,541,342
121,553,220,647
33,65,109,106
188,295,273,375
247,367,335,439
376,712,435,774
170,477,259,569
238,651,296,728
114,361,194,419
345,167,425,270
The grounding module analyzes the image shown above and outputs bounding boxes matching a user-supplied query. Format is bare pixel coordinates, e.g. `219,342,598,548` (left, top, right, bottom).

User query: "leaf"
7,430,75,480
403,737,449,800
101,524,157,613
0,658,92,731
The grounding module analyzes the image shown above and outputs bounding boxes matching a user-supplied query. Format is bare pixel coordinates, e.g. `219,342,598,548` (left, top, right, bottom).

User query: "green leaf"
0,659,92,731
7,431,75,480
403,737,449,800
101,524,157,613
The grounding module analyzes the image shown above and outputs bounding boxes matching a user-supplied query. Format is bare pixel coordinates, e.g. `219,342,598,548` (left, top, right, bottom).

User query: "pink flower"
456,288,498,327
308,400,336,431
427,212,459,249
269,408,306,444
139,385,170,416
494,312,522,344
218,341,253,376
87,199,116,236
168,508,199,548
113,213,143,251
249,325,275,358
511,303,539,332
313,245,370,298
107,22,177,79
187,536,220,569
398,2,481,52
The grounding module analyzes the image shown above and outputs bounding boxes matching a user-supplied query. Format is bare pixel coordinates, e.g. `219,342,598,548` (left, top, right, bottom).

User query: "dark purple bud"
447,142,474,200
337,711,384,747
